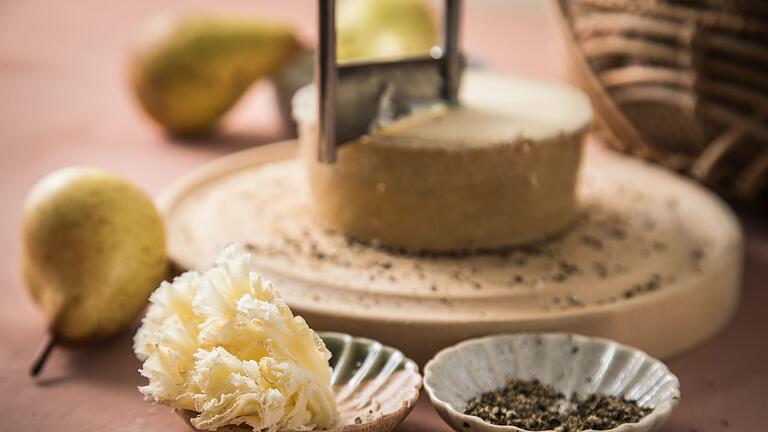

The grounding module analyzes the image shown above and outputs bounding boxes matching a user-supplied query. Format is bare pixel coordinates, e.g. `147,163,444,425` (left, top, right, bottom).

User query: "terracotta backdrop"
0,1,765,431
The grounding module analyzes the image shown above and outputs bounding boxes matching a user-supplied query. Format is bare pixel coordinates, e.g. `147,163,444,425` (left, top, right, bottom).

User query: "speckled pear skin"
176,332,422,432
21,167,167,345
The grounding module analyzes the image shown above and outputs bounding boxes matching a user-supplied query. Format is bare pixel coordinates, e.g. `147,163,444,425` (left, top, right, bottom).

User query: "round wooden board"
159,141,743,365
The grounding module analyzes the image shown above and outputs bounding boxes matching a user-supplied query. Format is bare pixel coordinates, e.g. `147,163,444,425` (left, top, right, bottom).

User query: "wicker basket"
551,0,768,201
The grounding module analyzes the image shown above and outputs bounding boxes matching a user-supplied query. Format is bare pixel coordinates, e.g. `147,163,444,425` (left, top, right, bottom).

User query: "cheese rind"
294,71,592,252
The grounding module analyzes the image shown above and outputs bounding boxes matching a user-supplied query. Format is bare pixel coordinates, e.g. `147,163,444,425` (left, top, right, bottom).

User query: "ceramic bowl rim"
319,331,421,375
423,332,680,432
319,332,423,431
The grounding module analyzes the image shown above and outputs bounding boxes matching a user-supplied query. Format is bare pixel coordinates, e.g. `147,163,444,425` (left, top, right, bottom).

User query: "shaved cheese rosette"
134,245,339,431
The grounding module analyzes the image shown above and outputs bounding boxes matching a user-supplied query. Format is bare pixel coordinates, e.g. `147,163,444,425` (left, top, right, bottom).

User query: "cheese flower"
134,245,338,431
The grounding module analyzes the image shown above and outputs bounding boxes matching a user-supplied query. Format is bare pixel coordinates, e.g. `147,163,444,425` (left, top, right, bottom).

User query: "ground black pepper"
464,379,651,432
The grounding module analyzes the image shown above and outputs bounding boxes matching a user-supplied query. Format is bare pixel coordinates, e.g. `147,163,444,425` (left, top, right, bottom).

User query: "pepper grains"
464,379,651,432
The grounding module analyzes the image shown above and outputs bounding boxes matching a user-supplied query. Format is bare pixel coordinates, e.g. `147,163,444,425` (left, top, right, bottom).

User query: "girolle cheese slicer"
315,0,465,163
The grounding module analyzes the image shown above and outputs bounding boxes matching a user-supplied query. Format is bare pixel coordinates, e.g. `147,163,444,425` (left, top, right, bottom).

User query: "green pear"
129,14,301,136
337,0,438,61
21,167,167,376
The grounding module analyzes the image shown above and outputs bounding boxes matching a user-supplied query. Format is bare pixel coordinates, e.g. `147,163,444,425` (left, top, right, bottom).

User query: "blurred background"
0,0,560,221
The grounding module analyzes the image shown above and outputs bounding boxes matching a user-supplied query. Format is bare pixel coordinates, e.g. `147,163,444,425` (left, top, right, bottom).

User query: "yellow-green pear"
129,14,301,136
337,0,438,62
21,167,167,376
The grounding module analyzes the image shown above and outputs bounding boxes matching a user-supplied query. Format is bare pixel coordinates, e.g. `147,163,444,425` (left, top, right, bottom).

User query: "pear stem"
29,333,56,378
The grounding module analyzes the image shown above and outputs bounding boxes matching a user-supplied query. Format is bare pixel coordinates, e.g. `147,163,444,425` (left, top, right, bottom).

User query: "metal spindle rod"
442,0,462,104
317,0,338,163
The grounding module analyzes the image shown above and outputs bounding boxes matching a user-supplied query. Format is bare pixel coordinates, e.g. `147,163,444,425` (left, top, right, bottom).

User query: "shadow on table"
165,129,293,155
35,326,143,390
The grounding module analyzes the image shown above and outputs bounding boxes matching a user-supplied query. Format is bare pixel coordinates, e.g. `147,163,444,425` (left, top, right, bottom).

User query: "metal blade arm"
316,0,462,164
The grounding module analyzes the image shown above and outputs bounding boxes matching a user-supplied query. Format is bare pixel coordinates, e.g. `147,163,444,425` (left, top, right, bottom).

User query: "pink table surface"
0,1,765,431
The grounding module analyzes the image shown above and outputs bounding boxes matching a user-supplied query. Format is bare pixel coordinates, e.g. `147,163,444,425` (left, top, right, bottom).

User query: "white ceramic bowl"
424,333,680,432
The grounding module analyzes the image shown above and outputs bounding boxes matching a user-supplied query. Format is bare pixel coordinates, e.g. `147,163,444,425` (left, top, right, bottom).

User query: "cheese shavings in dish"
134,245,339,431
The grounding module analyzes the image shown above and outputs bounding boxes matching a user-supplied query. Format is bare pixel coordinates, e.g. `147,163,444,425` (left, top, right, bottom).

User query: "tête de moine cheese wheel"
293,71,592,252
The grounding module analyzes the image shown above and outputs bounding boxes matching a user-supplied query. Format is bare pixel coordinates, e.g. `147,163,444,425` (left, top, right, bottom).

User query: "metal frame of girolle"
316,0,463,163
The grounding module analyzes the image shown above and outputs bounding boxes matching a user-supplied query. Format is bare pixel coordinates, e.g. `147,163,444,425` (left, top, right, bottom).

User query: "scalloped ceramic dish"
177,332,422,432
424,333,680,432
